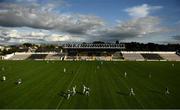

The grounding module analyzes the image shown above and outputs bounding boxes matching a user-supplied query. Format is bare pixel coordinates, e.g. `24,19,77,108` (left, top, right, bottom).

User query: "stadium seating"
141,54,164,60
9,53,31,60
94,56,112,61
78,56,93,61
112,52,124,59
122,53,144,61
5,50,180,61
28,54,48,60
160,53,180,61
45,54,62,60
176,50,180,56
65,56,77,60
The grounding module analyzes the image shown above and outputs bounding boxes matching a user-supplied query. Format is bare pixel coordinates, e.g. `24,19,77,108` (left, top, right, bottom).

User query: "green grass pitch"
0,61,180,109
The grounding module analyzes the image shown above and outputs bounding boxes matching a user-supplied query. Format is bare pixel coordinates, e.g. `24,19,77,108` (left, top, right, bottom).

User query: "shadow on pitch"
116,91,129,96
76,91,84,95
58,91,67,98
149,89,162,95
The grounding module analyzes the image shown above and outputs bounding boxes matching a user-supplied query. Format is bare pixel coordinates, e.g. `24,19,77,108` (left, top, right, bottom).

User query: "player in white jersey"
129,88,135,96
67,90,71,100
72,85,76,96
85,88,90,96
101,62,103,65
17,79,22,85
165,87,170,95
2,76,6,81
64,68,66,73
124,72,127,78
83,84,86,94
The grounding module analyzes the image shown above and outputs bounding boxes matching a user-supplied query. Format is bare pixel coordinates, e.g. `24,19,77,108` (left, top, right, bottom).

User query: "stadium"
0,42,180,109
0,0,180,109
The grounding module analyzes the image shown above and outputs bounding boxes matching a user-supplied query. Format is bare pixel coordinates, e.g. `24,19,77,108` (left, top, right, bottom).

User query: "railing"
121,51,176,54
62,44,125,49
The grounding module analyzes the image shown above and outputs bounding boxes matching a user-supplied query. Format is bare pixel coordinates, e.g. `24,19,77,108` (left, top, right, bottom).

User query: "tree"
93,41,105,44
23,43,32,47
115,40,119,44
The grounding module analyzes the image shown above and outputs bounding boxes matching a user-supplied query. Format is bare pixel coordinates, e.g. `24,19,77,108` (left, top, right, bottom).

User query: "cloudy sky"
0,0,180,45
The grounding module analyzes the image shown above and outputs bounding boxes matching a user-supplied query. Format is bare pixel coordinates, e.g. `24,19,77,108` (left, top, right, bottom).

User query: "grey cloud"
86,16,165,41
0,1,171,44
0,2,104,35
0,27,74,44
172,35,180,40
0,16,167,44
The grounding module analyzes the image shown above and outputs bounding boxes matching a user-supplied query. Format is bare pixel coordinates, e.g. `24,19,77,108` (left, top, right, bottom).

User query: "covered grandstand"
63,43,125,61
62,43,125,49
1,43,180,61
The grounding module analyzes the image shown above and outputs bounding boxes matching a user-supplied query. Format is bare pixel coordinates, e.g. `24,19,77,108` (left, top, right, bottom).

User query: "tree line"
0,42,179,55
